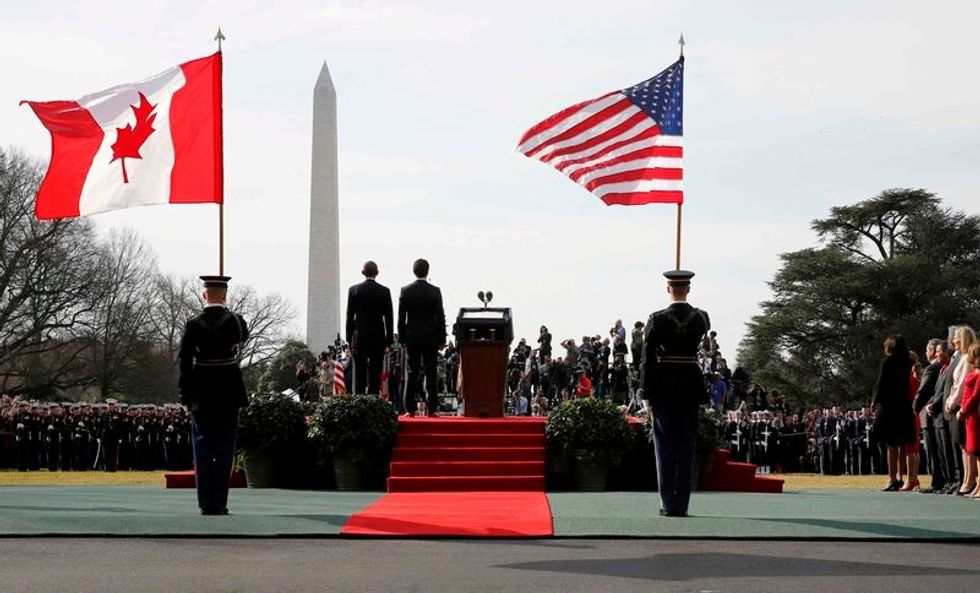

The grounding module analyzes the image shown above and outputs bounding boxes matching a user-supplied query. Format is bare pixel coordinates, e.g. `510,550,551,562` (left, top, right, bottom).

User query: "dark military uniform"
177,275,249,516
640,270,710,517
101,403,123,472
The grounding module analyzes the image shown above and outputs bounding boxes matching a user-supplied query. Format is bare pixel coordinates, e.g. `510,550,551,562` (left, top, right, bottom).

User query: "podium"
454,308,513,417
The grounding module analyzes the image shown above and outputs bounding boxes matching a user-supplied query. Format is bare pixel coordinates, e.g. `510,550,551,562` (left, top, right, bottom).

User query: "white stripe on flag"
562,135,682,176
518,93,626,155
534,103,648,162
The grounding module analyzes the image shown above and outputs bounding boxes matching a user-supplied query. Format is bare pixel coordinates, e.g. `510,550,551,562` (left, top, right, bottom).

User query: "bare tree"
77,227,160,398
146,274,199,356
147,273,298,373
227,285,297,367
0,149,104,395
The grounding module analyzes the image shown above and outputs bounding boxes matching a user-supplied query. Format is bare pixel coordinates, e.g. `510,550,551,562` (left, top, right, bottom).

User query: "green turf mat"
0,487,383,537
547,490,980,540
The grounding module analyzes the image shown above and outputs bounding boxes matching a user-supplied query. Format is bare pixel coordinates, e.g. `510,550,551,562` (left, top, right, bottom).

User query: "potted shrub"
308,395,398,491
237,393,309,488
545,397,634,491
694,405,724,486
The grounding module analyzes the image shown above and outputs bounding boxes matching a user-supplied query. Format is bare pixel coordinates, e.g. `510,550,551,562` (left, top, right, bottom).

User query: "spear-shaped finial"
678,32,685,58
214,27,226,51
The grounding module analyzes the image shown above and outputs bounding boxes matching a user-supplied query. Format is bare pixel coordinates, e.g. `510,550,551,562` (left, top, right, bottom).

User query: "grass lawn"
0,468,919,490
0,468,166,486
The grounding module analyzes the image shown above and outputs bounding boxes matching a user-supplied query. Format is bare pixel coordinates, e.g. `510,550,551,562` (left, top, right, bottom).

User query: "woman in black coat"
872,334,915,491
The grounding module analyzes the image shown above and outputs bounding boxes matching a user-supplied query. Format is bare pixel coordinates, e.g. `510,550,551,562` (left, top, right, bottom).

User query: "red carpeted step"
397,417,545,435
751,476,785,493
387,475,545,492
713,449,731,464
727,462,759,482
391,447,545,463
163,470,247,489
396,433,544,448
390,460,545,477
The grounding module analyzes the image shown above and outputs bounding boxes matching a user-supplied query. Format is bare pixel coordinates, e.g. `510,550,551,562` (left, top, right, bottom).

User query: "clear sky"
4,1,979,363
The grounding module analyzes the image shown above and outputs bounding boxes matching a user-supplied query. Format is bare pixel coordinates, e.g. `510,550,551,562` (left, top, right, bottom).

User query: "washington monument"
306,62,340,355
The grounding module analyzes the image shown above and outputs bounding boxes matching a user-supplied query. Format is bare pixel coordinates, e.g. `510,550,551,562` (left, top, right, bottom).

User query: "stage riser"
391,447,546,463
395,433,545,448
397,418,545,435
387,476,545,492
390,461,545,477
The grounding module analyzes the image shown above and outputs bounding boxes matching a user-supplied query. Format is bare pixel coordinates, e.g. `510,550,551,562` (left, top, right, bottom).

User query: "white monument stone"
306,62,340,355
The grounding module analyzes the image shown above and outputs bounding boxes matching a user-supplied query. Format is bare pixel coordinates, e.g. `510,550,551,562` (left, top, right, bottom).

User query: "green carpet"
2,487,979,539
547,490,980,540
0,487,382,537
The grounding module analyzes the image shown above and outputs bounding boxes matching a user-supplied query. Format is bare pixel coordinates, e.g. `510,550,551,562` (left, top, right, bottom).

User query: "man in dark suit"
928,341,958,494
346,261,394,395
913,339,943,492
178,275,249,516
398,259,446,416
640,269,710,518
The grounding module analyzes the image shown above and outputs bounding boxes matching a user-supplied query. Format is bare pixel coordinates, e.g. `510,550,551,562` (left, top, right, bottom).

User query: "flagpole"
674,32,685,271
675,203,682,270
215,27,226,276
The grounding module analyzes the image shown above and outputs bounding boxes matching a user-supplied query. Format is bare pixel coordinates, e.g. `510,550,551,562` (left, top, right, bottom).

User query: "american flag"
333,359,346,396
518,57,684,206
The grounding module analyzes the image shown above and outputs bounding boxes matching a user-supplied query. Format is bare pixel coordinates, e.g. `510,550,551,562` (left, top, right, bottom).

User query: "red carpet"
341,491,554,537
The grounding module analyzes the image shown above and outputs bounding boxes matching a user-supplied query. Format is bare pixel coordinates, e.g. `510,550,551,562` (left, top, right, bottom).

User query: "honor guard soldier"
178,275,249,516
640,269,710,518
100,399,122,472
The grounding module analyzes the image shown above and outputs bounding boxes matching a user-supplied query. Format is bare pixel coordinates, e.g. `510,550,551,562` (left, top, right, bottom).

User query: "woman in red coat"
956,343,980,497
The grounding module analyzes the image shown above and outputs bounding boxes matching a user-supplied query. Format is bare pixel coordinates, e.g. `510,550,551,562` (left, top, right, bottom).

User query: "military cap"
200,275,231,289
663,269,695,286
105,398,118,405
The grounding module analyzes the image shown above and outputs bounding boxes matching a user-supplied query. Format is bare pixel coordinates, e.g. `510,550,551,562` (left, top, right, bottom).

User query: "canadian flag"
21,53,222,220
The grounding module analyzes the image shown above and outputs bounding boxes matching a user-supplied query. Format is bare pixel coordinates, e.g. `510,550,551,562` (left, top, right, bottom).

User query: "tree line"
737,188,980,410
0,149,296,402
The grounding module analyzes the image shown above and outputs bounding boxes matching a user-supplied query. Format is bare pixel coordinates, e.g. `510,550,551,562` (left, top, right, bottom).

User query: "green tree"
737,189,980,410
258,340,317,395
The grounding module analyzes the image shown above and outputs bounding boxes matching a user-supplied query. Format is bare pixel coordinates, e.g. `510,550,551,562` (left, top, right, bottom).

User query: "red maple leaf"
110,92,157,184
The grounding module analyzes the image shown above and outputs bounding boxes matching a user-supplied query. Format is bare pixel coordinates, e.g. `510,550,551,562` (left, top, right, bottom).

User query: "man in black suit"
346,261,394,395
913,339,943,492
398,259,447,416
928,341,958,493
178,275,249,516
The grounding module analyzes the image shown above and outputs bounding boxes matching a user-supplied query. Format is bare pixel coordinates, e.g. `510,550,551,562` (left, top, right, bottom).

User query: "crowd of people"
9,307,980,490
0,395,193,472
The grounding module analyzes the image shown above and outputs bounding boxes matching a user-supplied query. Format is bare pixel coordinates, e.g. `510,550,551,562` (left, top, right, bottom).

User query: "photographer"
537,326,552,360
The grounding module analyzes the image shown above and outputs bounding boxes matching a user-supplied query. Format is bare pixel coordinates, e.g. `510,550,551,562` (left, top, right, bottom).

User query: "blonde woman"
947,326,977,495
